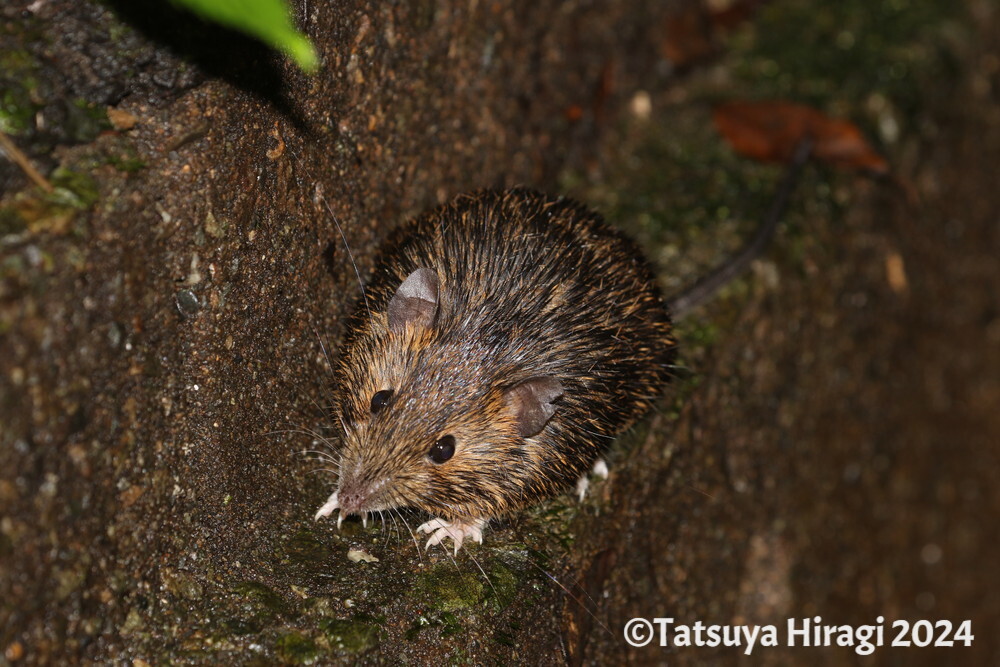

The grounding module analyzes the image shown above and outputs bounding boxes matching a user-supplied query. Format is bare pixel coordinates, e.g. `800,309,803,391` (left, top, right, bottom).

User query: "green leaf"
170,0,318,72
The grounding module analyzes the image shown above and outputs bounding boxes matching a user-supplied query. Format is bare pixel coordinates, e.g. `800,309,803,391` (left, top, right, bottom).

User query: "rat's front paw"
315,491,340,520
575,457,610,501
417,517,487,555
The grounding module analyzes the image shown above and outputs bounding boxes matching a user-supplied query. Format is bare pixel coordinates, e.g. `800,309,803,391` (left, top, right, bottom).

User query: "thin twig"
0,131,53,193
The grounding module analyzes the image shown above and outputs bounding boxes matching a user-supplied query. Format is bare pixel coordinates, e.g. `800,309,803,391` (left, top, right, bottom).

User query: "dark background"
1,0,997,663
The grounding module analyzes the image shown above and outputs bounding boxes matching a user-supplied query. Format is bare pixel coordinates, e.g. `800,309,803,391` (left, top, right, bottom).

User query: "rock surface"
2,0,998,664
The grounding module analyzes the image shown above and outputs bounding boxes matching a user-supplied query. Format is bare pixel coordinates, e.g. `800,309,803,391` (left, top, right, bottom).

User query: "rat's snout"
334,466,391,519
336,481,370,518
314,473,376,528
315,448,401,527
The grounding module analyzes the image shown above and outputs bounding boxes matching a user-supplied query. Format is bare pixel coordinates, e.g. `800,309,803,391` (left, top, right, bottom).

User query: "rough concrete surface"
1,0,998,664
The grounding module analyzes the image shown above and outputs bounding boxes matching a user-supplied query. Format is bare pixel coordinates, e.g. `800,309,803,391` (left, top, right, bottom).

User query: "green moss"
438,611,464,638
0,87,36,135
0,49,109,142
54,563,88,600
492,629,515,647
560,111,780,306
483,560,519,609
404,611,464,641
0,207,27,236
230,581,292,621
282,530,331,573
0,49,35,71
121,608,144,635
523,500,577,550
161,569,204,601
66,98,112,144
404,616,431,641
219,616,262,636
105,147,147,173
107,22,132,44
0,51,40,136
47,168,99,210
319,617,381,652
274,632,318,664
560,0,967,316
676,318,721,349
416,565,484,611
732,0,960,112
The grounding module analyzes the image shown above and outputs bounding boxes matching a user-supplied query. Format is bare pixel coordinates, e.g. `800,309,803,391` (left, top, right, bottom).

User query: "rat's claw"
315,492,340,520
417,517,486,555
576,458,610,502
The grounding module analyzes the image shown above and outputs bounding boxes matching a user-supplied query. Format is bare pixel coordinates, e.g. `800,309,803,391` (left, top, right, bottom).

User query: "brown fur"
330,188,676,523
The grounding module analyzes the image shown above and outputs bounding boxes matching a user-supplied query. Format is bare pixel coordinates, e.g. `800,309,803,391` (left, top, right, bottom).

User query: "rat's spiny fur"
324,188,676,536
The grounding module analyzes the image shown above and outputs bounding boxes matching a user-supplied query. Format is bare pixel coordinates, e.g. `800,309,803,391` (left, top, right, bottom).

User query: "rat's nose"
336,478,369,518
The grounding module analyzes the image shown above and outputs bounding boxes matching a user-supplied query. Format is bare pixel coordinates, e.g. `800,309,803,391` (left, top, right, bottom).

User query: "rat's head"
332,267,563,521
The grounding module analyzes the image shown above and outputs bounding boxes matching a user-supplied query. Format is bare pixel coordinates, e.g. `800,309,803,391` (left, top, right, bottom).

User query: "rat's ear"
504,376,564,437
388,267,439,332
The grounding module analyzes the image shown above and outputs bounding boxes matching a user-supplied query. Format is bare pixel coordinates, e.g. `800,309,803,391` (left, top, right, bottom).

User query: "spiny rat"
315,188,676,552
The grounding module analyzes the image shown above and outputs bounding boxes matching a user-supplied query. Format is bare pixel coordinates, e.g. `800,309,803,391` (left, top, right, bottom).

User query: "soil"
1,0,998,664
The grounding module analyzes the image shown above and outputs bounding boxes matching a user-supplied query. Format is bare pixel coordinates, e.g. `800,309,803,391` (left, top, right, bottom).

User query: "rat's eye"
370,389,393,413
428,435,455,464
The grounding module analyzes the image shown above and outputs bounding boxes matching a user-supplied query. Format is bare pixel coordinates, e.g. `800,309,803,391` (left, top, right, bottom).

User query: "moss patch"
319,616,381,652
274,631,319,664
416,565,485,612
731,0,960,117
0,50,41,136
230,581,293,622
47,167,100,210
